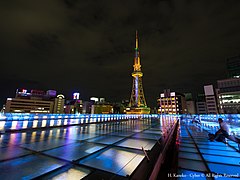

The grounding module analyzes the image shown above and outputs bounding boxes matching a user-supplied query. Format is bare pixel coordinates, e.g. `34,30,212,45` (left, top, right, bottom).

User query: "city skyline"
1,1,240,107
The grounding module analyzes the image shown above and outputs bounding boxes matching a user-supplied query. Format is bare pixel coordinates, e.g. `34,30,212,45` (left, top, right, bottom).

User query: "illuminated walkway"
177,119,240,179
0,115,239,179
0,116,176,179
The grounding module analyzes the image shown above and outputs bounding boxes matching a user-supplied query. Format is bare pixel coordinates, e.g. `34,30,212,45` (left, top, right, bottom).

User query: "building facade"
195,94,208,114
5,88,57,113
91,104,113,114
217,78,240,113
158,89,187,114
5,98,54,113
64,99,83,114
186,101,196,114
204,85,219,114
53,94,65,114
196,102,207,114
184,93,196,114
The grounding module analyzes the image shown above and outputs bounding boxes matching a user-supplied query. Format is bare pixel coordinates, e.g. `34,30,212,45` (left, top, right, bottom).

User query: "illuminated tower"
126,31,150,114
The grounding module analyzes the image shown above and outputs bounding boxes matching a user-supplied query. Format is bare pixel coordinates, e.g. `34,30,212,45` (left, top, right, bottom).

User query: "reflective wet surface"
178,117,240,179
0,116,176,179
0,114,239,179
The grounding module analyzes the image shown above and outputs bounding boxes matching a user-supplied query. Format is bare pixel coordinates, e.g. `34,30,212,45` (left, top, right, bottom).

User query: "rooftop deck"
0,116,176,179
0,115,239,179
178,118,240,179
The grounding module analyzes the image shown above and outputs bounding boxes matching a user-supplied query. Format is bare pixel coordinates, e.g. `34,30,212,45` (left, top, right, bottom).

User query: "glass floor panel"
0,117,178,179
179,137,192,140
199,149,240,157
197,144,235,151
132,129,143,133
178,117,240,179
178,139,194,144
0,154,66,179
20,138,76,152
142,130,162,135
86,135,125,144
179,147,198,153
1,134,40,145
194,141,229,147
0,146,31,161
178,143,195,148
178,152,202,161
179,134,189,138
115,138,156,150
178,158,207,172
79,147,144,176
148,127,164,131
207,163,240,177
44,142,106,161
132,133,162,140
43,165,91,180
117,154,145,176
64,133,99,141
2,133,43,145
203,154,240,166
107,131,135,137
227,141,239,149
193,137,209,141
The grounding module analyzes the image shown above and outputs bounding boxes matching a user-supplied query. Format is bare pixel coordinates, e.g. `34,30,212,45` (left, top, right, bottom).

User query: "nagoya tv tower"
126,31,150,114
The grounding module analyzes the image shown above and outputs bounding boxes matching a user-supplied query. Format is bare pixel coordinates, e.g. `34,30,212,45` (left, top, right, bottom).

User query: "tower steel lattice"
127,31,150,114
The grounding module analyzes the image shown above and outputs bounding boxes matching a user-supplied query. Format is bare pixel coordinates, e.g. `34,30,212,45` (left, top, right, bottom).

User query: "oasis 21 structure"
126,31,150,114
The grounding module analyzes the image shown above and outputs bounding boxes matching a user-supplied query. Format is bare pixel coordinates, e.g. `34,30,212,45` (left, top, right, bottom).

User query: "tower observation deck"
126,31,150,114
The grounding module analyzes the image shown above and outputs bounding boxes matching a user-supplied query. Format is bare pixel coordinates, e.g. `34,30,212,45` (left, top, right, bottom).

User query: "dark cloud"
0,0,240,107
27,33,61,52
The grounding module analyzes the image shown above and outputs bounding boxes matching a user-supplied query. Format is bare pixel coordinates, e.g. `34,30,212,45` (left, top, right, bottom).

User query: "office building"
64,92,83,114
204,85,218,114
91,103,113,114
64,99,83,114
5,88,57,113
158,89,187,114
82,101,95,114
53,94,65,114
217,78,240,113
195,94,207,114
184,93,196,114
5,98,54,113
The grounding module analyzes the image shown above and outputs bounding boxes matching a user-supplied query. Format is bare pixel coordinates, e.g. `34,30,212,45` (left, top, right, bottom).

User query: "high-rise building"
204,85,218,114
5,98,54,113
82,101,95,114
158,89,187,114
195,94,207,114
184,93,196,114
126,31,150,114
227,55,240,78
64,93,83,114
53,94,65,114
64,100,83,114
91,103,113,114
5,89,64,114
5,88,60,114
217,78,240,113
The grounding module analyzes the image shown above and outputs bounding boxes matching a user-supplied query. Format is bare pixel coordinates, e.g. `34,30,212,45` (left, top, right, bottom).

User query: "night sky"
1,0,240,108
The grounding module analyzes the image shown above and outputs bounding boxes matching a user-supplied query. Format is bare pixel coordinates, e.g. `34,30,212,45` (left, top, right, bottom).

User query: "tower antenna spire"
135,30,138,49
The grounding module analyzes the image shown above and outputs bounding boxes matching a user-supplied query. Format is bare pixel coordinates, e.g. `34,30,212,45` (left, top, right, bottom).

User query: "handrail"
149,120,179,180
